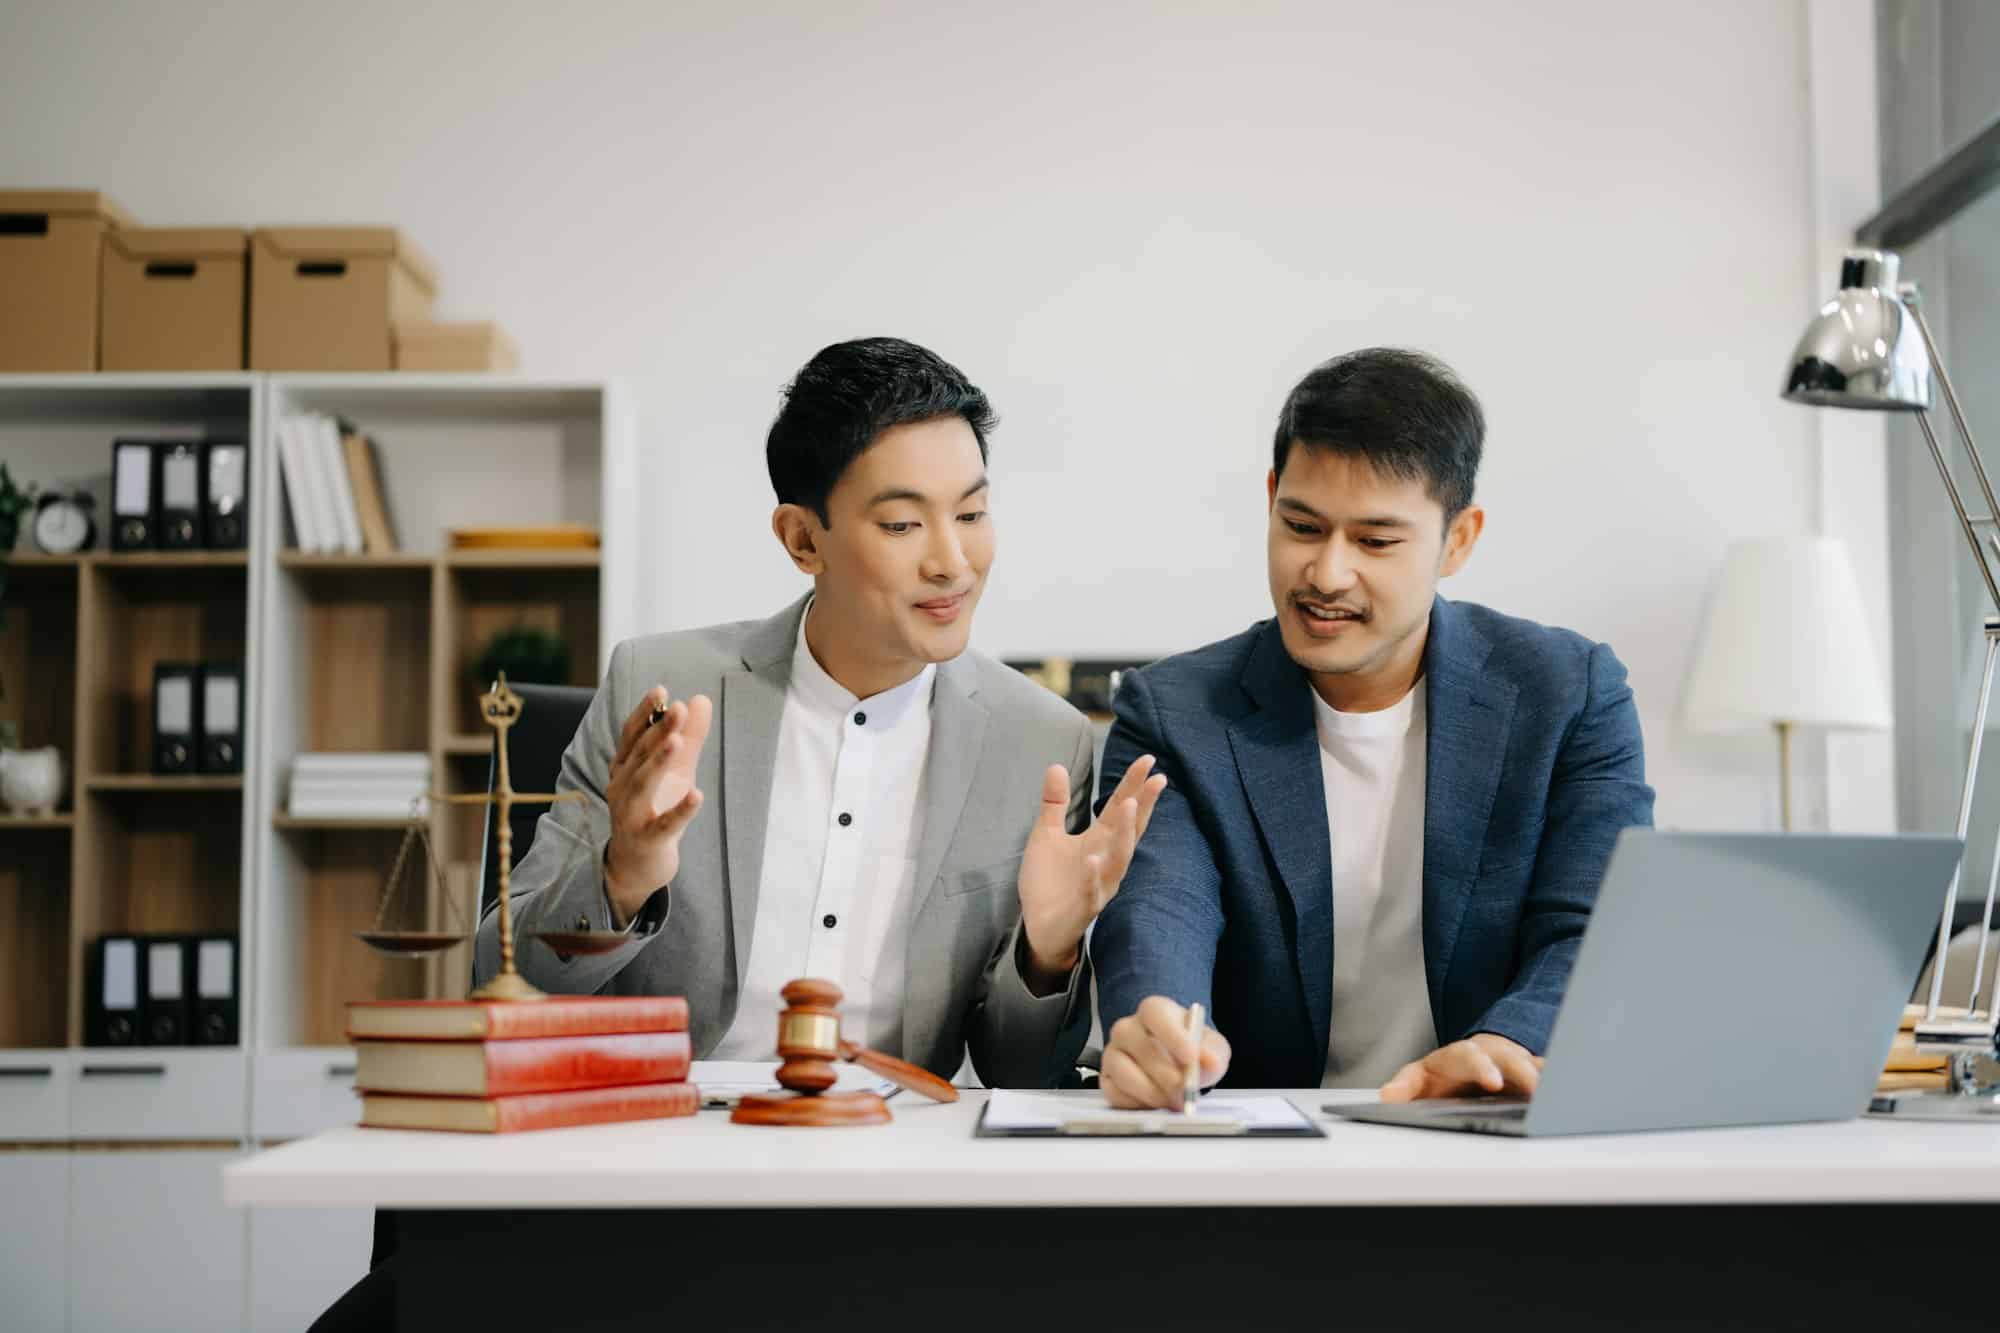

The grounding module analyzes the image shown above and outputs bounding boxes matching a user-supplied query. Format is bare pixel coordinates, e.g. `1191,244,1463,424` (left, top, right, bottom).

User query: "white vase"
0,746,64,815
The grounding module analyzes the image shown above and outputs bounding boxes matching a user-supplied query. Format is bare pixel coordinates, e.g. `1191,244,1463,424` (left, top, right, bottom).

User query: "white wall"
1,0,1845,829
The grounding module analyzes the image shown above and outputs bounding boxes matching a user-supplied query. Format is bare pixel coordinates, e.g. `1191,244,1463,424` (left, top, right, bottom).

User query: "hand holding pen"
1101,995,1233,1110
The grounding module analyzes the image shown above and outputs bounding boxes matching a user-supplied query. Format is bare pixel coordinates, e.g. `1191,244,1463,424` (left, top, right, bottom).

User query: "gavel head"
774,978,843,1094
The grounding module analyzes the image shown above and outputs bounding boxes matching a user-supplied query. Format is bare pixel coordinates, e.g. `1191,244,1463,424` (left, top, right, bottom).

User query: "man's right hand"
603,686,714,927
1101,995,1232,1109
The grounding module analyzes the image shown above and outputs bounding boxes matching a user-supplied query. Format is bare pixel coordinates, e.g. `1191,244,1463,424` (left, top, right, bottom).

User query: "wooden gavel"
731,978,957,1126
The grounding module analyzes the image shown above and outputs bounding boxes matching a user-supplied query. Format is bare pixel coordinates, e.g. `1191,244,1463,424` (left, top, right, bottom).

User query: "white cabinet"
1,1152,69,1332
68,1049,248,1140
68,1150,246,1333
0,1050,71,1140
247,1206,373,1332
251,1047,361,1141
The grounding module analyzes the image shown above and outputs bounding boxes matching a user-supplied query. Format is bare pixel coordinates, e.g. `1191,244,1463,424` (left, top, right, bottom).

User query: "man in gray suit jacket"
473,338,1163,1089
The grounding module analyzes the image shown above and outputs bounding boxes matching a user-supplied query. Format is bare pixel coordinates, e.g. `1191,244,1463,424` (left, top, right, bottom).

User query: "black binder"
153,663,201,774
191,934,239,1045
202,441,248,549
198,663,244,774
156,441,203,550
110,439,156,550
142,936,190,1046
87,936,143,1046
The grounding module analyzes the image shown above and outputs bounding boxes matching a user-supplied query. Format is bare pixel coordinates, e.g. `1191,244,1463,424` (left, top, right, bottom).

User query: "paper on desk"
690,1060,899,1108
983,1089,1313,1131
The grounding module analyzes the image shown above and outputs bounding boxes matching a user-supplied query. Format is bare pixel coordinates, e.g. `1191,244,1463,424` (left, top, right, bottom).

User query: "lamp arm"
1905,294,2000,1030
1906,296,2000,614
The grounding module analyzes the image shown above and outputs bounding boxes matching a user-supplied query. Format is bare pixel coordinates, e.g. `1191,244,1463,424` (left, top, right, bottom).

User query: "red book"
353,1032,692,1096
360,1081,701,1133
345,995,689,1042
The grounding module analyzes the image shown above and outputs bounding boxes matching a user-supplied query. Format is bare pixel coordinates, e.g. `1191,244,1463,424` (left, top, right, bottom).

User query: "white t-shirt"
1312,683,1436,1089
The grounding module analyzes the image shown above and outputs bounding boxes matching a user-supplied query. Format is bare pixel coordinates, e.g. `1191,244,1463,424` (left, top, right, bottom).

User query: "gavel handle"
838,1040,960,1103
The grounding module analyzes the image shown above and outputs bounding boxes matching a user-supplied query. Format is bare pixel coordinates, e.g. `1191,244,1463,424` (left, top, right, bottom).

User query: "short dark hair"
1272,348,1484,521
766,337,996,524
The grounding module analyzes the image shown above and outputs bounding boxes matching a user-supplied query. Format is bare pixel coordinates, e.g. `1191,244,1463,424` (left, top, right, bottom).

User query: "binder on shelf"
142,936,190,1045
202,440,248,549
88,936,143,1046
110,438,156,550
340,426,398,554
156,440,202,549
192,935,239,1045
198,663,244,773
153,662,200,773
319,414,365,554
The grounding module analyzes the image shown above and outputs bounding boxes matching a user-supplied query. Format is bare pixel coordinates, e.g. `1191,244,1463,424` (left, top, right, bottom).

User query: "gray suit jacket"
473,595,1097,1088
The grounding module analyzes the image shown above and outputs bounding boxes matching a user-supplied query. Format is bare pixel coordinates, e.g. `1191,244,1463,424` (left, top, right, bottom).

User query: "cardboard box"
0,189,134,370
101,228,248,371
249,227,437,370
393,320,518,372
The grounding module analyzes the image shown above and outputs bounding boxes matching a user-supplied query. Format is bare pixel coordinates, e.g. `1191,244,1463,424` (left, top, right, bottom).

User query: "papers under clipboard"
976,1090,1325,1138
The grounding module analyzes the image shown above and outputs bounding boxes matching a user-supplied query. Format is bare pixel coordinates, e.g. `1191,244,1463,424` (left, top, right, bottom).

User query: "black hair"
1272,348,1484,521
766,337,996,524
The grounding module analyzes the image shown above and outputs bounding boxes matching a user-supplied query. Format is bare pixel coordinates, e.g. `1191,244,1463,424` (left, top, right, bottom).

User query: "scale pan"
355,931,471,956
531,930,633,956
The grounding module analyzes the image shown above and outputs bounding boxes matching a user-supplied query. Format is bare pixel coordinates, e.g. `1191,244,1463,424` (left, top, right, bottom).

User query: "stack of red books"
345,995,697,1133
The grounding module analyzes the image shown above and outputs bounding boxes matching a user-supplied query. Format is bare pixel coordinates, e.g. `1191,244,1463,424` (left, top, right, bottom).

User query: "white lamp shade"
1683,537,1892,733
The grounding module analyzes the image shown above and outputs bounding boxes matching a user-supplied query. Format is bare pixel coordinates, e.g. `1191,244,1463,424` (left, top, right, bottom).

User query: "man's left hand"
1379,1033,1544,1102
1016,755,1167,993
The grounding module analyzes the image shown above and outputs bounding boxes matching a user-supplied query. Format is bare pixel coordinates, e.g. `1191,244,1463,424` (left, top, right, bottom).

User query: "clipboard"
974,1090,1325,1138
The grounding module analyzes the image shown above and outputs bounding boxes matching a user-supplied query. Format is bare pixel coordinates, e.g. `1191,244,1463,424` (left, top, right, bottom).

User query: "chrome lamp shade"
1783,251,1933,411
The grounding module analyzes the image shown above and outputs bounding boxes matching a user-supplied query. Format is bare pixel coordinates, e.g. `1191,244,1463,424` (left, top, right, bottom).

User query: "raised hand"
603,686,714,926
1015,754,1167,988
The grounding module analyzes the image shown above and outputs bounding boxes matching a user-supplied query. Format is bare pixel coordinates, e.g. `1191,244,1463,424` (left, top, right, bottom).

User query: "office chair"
474,680,596,922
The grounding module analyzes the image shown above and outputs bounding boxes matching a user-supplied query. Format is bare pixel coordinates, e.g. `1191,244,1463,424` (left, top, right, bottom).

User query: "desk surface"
223,1090,2000,1210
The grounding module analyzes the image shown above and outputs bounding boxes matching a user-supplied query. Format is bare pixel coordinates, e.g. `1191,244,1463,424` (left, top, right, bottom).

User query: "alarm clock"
33,489,96,554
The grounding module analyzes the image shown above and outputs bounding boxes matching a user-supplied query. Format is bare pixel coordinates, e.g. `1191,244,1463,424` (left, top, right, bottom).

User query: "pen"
1182,1002,1204,1116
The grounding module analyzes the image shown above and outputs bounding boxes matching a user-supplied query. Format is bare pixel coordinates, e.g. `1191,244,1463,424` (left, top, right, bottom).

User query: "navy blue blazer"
1093,596,1655,1088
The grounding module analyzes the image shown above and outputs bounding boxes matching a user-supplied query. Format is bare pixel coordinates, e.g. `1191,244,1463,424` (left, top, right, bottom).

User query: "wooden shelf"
441,734,494,757
0,813,76,829
279,552,434,571
84,775,244,793
444,547,599,569
274,814,426,831
5,551,85,567
93,551,249,570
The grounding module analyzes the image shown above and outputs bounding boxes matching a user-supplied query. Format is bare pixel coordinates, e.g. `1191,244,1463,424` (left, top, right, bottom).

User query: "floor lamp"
1784,248,2000,1117
1683,538,1891,831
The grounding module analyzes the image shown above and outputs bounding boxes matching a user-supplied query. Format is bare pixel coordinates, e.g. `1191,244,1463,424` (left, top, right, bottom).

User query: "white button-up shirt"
709,609,936,1058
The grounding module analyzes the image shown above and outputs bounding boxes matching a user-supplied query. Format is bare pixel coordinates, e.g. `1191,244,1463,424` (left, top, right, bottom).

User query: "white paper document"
982,1089,1316,1133
690,1060,900,1108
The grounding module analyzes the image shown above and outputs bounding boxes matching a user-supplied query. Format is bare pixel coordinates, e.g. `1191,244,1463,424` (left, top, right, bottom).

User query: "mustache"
1292,593,1369,619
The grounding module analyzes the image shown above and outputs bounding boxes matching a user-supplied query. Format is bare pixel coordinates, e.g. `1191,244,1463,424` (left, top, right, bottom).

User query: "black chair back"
476,682,595,921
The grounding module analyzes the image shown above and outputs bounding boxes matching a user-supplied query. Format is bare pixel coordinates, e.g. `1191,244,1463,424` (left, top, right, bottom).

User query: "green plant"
473,624,570,692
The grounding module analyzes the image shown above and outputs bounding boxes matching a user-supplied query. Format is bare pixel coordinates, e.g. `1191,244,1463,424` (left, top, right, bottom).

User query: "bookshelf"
249,375,619,1141
0,375,261,1129
0,373,625,1150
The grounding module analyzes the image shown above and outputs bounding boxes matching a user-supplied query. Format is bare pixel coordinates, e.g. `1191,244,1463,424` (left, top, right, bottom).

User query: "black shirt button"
823,914,838,929
837,812,853,827
854,711,867,726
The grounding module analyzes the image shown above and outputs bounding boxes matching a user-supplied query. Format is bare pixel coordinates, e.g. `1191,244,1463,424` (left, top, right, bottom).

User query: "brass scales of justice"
354,673,631,1000
353,675,961,1122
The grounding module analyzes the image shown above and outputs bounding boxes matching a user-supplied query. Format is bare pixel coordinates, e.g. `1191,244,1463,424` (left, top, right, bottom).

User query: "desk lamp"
1783,248,2000,1117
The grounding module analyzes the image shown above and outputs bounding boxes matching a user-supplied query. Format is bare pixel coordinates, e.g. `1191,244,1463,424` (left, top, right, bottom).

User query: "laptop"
1328,830,1962,1137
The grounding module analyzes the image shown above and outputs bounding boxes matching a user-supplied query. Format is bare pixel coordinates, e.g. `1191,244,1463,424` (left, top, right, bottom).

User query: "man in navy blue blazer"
1092,348,1655,1106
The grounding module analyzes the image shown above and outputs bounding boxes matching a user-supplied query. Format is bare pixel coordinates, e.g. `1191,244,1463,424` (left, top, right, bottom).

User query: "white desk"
231,1092,2000,1332
225,1089,2000,1210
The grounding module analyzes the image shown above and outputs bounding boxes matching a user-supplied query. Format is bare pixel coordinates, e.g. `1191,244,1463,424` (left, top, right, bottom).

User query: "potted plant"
473,624,570,693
